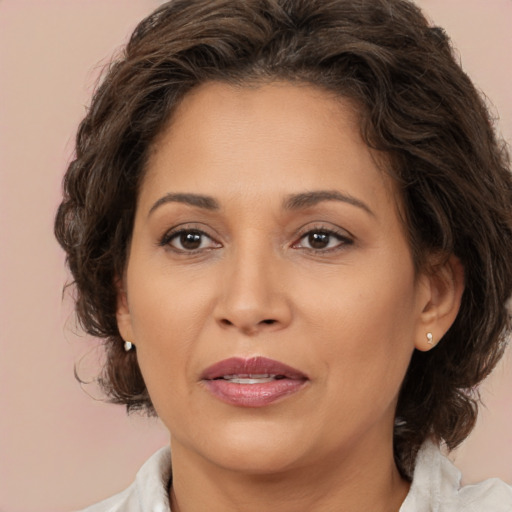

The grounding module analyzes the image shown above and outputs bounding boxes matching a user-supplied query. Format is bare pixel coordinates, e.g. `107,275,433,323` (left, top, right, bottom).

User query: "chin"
208,444,305,476
182,418,313,475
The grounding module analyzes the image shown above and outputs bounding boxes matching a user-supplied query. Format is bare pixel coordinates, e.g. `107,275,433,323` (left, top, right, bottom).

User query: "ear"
115,276,135,343
414,255,465,352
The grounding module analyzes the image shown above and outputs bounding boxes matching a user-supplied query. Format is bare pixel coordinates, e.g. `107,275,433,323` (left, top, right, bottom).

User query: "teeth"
227,378,276,384
222,374,278,384
224,374,275,379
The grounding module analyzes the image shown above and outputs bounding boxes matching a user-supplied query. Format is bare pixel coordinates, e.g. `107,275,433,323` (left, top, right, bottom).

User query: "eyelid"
295,222,354,240
291,223,354,251
156,221,353,254
158,223,222,252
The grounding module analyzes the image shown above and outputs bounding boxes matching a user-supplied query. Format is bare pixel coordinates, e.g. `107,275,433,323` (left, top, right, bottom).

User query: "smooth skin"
117,82,464,512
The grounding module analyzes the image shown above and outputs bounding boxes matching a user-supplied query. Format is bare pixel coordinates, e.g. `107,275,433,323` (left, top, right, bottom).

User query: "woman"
55,0,512,510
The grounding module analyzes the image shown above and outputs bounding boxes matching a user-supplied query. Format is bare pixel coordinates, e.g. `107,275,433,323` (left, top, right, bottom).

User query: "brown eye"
179,231,203,250
294,229,352,252
165,229,220,252
308,232,331,249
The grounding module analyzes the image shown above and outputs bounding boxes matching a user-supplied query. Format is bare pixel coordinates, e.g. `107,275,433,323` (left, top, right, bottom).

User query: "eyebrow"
148,189,374,217
148,193,220,216
283,190,374,216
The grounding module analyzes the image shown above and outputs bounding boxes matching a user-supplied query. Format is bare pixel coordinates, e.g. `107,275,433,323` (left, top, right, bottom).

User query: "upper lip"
201,356,309,381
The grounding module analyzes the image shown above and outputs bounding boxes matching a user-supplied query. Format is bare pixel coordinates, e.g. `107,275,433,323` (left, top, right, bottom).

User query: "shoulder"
77,485,136,512
401,440,512,512
75,447,172,512
455,477,512,511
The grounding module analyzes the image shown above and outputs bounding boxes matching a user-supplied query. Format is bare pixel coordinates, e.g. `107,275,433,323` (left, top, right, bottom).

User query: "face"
117,82,434,476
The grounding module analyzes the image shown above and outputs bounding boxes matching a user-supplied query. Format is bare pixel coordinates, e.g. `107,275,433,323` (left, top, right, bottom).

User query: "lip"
200,356,309,407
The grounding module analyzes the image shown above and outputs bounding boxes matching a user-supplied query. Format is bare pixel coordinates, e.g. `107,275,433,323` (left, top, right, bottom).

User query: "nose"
213,245,293,335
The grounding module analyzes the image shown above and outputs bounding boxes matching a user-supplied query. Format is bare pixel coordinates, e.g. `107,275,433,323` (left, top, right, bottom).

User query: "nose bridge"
215,231,291,333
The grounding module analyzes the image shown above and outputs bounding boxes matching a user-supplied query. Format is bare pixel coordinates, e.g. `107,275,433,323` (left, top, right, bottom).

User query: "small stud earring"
426,332,434,345
124,341,133,352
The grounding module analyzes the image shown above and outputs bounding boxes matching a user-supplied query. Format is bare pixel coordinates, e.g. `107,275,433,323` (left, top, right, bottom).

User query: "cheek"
296,257,419,384
128,259,214,341
124,264,215,398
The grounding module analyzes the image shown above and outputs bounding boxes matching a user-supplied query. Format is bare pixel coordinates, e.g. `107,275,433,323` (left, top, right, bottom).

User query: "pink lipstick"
200,357,308,407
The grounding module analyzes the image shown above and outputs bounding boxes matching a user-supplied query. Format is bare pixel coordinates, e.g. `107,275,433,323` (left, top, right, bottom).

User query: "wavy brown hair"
55,0,512,477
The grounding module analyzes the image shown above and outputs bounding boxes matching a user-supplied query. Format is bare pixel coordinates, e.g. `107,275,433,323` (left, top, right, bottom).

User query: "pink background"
0,1,511,511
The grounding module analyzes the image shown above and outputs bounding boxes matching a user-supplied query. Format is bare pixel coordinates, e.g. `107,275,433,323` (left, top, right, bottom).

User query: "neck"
169,434,410,512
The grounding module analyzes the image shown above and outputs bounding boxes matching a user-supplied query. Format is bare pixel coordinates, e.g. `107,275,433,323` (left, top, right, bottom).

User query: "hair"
55,0,512,477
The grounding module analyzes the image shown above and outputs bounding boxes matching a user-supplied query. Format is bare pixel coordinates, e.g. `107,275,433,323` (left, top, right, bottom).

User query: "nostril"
218,318,277,329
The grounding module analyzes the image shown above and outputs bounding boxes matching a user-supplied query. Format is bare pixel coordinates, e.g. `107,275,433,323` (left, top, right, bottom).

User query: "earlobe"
415,255,465,352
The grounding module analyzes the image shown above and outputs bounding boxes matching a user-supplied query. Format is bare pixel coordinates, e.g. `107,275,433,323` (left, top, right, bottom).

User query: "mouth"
214,374,287,384
200,357,309,407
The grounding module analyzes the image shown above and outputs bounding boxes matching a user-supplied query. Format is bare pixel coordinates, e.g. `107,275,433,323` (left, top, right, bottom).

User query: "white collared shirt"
78,441,512,511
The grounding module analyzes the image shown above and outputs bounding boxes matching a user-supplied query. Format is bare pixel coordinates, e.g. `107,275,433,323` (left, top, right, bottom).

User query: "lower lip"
202,378,307,407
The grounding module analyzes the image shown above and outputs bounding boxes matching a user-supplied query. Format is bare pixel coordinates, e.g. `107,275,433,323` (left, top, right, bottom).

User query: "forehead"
142,81,396,213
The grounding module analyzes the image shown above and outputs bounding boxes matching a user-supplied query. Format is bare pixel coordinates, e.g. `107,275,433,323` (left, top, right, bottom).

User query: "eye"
161,229,221,252
294,228,352,251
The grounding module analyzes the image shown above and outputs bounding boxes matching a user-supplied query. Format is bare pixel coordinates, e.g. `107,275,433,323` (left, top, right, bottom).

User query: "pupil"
309,232,329,249
180,232,202,249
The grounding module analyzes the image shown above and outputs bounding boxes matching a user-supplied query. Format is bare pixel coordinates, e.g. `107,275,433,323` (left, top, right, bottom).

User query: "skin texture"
117,82,464,512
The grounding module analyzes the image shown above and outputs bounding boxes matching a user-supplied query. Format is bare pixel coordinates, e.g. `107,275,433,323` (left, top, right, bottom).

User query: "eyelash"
158,225,353,254
292,225,354,253
159,227,220,253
